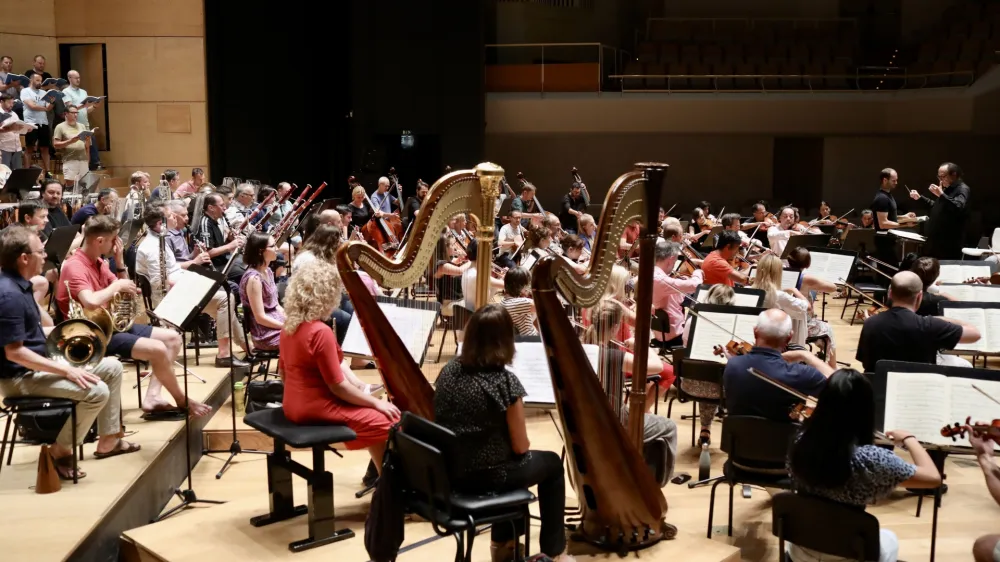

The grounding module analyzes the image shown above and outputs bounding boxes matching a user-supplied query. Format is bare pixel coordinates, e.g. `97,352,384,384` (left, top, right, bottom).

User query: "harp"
335,163,504,419
531,162,673,551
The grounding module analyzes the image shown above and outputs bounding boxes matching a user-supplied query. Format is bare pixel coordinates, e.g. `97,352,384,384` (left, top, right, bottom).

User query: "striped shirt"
502,296,537,336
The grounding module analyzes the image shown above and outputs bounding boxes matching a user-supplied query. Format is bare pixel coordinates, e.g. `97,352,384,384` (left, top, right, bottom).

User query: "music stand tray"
842,228,877,255
780,234,830,260
2,168,41,200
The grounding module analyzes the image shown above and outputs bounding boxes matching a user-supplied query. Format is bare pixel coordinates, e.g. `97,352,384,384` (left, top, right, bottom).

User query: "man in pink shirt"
174,167,206,198
652,238,703,347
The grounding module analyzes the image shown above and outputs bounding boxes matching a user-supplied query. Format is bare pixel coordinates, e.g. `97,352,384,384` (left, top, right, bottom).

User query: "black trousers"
490,450,566,557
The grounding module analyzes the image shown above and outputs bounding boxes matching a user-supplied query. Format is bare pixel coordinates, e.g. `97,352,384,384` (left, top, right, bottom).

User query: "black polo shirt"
855,307,963,373
559,193,588,231
870,189,897,233
0,270,47,379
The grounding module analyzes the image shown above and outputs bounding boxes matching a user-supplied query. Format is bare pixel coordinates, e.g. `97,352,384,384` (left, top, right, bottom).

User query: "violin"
940,416,1000,441
713,339,752,358
965,272,1000,285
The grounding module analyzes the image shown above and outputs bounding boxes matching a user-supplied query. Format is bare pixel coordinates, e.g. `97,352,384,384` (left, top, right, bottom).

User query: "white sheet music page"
733,314,758,345
810,253,855,286
986,309,1000,352
888,229,926,242
781,270,801,290
883,371,951,446
341,304,396,359
154,271,217,328
732,293,761,307
938,284,974,302
946,377,1000,449
942,308,987,352
341,303,438,365
508,342,600,406
688,312,735,362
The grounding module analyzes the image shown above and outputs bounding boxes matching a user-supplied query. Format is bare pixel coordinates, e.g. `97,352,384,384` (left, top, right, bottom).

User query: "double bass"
351,175,405,256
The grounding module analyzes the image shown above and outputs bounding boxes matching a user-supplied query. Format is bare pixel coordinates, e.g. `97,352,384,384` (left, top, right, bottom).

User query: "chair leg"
727,482,734,537
453,532,465,562
436,320,449,363
666,396,674,418
707,477,723,538
71,406,78,485
6,412,16,466
840,287,851,319
0,412,12,474
691,402,697,448
464,527,476,562
522,506,531,561
135,364,143,409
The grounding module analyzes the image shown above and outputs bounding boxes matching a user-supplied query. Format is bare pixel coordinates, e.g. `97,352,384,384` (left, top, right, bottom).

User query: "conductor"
908,162,970,260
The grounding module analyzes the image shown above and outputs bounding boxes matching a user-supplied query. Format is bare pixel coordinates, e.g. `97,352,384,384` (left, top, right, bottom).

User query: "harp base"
571,519,677,554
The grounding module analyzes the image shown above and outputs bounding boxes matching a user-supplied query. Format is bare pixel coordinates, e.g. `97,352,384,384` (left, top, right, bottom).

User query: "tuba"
65,280,114,340
530,163,673,551
336,163,504,419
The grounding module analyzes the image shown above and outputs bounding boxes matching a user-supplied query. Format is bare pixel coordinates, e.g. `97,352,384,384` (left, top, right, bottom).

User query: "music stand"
151,264,227,521
118,215,145,250
780,234,829,260
841,228,876,256
2,168,40,201
872,360,1000,562
44,224,80,268
75,171,102,196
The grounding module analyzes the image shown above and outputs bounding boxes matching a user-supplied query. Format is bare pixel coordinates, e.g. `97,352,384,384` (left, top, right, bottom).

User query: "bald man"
370,176,398,217
857,270,980,372
62,69,103,169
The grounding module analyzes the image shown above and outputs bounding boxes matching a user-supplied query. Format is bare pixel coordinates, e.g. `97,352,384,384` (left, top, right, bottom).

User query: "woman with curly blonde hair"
279,261,400,472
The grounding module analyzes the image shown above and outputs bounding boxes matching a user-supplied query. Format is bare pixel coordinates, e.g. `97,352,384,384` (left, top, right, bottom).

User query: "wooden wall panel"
0,33,59,75
104,102,207,167
0,0,56,36
60,37,206,102
54,0,203,37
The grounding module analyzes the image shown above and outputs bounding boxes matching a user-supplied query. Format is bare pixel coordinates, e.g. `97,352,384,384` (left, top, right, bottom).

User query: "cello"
353,175,405,256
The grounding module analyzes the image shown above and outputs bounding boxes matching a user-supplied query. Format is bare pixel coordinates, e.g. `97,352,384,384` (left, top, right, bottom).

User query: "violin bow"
837,277,888,309
747,367,815,403
972,384,1000,408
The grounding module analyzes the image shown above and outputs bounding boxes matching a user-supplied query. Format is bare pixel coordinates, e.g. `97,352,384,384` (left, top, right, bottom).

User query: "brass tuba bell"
45,318,108,371
64,280,115,340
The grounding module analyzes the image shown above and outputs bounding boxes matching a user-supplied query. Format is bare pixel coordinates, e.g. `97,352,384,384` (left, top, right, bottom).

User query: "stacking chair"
772,491,881,561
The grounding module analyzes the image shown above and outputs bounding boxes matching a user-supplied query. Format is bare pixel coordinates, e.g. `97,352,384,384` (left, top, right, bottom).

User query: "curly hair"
283,260,343,335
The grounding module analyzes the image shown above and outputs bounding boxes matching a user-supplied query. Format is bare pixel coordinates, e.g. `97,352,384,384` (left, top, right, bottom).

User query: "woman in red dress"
279,260,400,471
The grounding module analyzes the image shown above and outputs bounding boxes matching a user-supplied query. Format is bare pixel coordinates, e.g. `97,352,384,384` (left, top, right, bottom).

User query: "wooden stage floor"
9,297,1000,561
0,351,232,562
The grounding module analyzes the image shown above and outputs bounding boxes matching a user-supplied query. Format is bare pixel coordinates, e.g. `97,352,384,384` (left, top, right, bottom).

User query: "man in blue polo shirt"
0,226,135,481
724,308,834,422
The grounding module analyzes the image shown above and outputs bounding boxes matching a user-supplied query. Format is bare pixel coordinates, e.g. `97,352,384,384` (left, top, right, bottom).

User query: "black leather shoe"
215,356,249,368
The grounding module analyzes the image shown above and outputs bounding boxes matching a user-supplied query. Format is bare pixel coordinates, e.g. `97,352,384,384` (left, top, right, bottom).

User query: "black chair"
0,397,83,484
243,408,357,552
240,305,279,382
706,416,798,538
650,309,676,356
435,303,474,363
772,491,881,561
395,413,535,562
667,352,725,447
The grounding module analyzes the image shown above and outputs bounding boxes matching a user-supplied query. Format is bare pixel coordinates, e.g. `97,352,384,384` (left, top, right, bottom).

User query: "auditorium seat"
734,63,757,90
779,62,802,89
647,63,667,89
928,60,955,87
954,60,976,85
759,62,780,90
949,21,970,41
665,63,688,90
917,43,937,64
723,44,744,64
660,43,680,64
812,44,833,65
689,63,713,90
637,42,658,63
622,61,644,90
970,21,992,41
702,44,723,65
824,62,850,90
714,63,736,90
681,45,701,64
804,61,825,88
789,44,810,64
767,43,789,64
745,44,766,65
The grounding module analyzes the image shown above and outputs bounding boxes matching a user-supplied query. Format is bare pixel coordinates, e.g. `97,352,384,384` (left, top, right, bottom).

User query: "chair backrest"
651,308,670,339
394,413,458,510
679,358,725,386
136,274,155,311
720,415,798,465
771,491,881,561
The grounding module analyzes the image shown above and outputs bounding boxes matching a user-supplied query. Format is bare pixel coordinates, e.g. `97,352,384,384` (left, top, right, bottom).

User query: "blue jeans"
89,141,100,168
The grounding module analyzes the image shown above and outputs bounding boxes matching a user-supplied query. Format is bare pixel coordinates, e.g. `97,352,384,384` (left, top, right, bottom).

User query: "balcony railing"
606,69,975,93
485,42,627,94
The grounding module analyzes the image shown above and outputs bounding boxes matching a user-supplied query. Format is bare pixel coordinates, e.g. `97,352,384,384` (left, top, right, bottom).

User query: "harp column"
626,162,669,448
474,163,504,310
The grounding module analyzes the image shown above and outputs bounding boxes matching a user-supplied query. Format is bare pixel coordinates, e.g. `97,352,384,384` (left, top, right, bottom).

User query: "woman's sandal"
52,454,86,481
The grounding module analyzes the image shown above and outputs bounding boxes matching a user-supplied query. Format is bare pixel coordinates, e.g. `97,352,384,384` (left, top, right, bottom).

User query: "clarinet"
157,230,169,305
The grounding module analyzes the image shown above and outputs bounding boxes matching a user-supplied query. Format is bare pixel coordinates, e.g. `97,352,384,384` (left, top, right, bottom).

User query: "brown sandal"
51,454,86,481
93,440,142,459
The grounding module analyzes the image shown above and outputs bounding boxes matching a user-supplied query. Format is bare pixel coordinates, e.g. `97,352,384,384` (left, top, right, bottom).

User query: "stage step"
123,495,741,562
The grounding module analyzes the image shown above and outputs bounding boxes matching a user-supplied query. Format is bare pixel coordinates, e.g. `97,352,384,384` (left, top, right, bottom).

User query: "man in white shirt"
20,73,51,171
225,183,255,226
61,70,102,169
0,93,24,169
135,204,248,369
767,207,807,258
52,106,90,185
497,214,524,269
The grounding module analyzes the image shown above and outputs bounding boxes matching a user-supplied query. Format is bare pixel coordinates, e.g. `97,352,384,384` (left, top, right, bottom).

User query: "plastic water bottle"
233,381,246,415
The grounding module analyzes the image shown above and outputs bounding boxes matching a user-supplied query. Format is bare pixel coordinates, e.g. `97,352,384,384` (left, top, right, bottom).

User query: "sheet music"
946,378,1000,449
938,284,1000,304
341,302,439,365
521,253,538,271
733,314,758,345
986,310,1000,352
883,372,952,446
805,251,855,287
942,308,988,352
939,264,991,284
781,269,802,290
154,271,218,328
695,287,760,307
688,312,735,362
508,343,599,406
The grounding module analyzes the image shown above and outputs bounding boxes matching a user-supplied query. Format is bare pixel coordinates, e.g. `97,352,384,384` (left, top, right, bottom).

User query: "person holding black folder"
41,179,71,232
907,162,971,260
